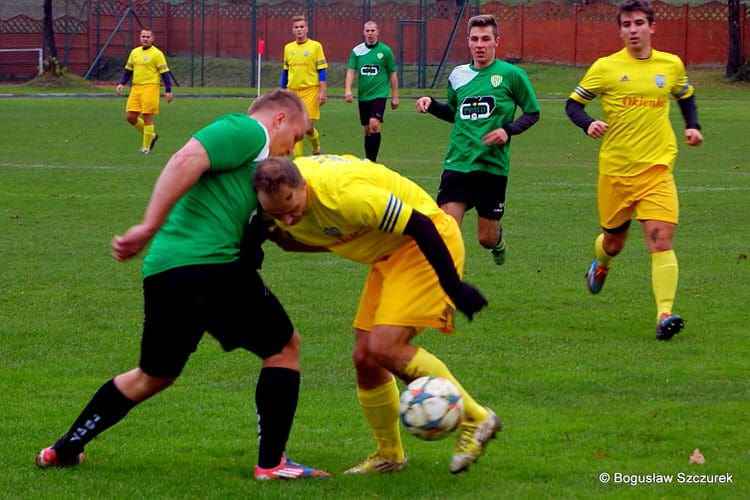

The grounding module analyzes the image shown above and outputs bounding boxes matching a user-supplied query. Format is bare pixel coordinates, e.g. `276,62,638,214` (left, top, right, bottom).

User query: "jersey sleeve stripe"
573,85,595,101
379,194,402,233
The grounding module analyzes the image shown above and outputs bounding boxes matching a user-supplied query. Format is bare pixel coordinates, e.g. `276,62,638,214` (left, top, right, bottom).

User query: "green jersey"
347,41,396,101
442,59,539,176
142,113,268,278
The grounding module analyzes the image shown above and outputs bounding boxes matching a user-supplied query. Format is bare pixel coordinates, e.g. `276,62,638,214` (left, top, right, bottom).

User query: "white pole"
257,52,261,97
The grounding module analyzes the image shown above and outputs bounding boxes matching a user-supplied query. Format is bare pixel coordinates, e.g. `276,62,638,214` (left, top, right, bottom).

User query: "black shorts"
358,98,387,126
436,169,508,221
140,261,294,378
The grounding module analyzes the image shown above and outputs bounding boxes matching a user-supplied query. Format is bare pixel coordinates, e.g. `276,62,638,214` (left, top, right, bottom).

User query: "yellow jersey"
569,48,694,176
282,39,328,90
124,45,169,85
276,154,443,264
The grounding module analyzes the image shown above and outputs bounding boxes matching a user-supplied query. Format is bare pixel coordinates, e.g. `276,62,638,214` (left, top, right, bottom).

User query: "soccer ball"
399,375,464,441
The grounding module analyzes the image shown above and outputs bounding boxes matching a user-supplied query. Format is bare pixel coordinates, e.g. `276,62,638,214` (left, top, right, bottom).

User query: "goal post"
0,48,43,81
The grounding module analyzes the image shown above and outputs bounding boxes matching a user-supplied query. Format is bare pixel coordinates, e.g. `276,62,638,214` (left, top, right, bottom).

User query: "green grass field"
1,69,749,499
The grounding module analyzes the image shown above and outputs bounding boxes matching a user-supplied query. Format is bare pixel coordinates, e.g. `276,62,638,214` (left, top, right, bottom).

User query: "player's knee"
281,330,302,358
478,233,498,249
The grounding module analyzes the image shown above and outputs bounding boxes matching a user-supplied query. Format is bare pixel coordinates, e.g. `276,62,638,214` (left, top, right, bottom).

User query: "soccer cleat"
585,258,609,294
313,150,323,156
449,408,502,474
655,313,684,341
491,240,506,266
254,456,330,480
139,147,150,155
149,133,159,151
35,447,84,468
343,452,407,474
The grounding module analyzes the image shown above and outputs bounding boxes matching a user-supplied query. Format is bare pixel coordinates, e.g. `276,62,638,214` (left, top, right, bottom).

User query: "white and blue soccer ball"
399,375,464,441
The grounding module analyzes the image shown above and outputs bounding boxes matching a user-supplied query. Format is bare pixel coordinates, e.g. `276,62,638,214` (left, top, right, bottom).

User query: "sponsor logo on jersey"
459,96,495,120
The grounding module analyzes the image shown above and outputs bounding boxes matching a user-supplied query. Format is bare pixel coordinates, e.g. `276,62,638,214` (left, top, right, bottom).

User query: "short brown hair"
467,14,499,38
617,0,655,26
253,157,305,195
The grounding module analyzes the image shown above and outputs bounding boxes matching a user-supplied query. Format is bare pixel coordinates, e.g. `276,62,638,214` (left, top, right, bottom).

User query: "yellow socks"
309,128,321,153
293,140,304,157
594,233,613,268
143,125,155,150
357,377,404,461
652,249,679,320
133,117,145,134
404,347,488,423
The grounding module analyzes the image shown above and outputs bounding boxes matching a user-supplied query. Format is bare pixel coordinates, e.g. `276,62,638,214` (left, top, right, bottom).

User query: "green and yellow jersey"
569,47,694,176
442,58,539,176
347,41,396,101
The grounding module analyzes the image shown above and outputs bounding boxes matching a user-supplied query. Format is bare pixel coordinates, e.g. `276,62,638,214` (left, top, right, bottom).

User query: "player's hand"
482,127,509,146
391,97,400,110
415,96,431,113
116,84,123,94
450,282,488,321
165,91,173,104
112,224,155,261
685,128,703,147
586,120,608,139
344,91,353,103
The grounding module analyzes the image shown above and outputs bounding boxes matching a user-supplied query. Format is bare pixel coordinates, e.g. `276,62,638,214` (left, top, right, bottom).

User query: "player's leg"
363,99,385,162
139,86,160,153
369,325,501,474
586,174,633,293
638,167,682,339
221,263,328,479
124,88,145,153
36,267,201,468
344,267,406,474
302,87,322,154
373,220,500,473
344,328,407,474
474,172,507,265
437,169,471,226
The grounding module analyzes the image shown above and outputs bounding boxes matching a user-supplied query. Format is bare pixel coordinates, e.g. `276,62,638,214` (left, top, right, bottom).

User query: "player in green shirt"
35,90,330,480
416,14,539,266
344,21,400,162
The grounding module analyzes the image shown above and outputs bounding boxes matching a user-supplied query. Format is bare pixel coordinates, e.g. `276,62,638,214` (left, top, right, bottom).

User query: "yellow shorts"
598,165,679,230
292,86,321,120
126,84,161,115
353,213,464,334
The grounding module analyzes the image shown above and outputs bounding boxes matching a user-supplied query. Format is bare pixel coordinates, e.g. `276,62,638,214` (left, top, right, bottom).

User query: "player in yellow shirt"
116,29,174,155
251,154,500,475
565,0,703,340
281,16,328,157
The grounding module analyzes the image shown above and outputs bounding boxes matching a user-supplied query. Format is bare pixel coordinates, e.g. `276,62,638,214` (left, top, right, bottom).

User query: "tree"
43,0,64,75
726,0,748,81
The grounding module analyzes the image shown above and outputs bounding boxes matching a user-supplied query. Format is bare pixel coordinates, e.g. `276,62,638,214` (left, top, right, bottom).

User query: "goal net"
0,48,43,82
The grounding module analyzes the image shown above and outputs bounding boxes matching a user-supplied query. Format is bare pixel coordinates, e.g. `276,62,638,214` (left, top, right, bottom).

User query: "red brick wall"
1,0,747,82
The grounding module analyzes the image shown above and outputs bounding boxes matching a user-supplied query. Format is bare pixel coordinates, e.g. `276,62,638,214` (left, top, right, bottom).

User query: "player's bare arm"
112,138,211,261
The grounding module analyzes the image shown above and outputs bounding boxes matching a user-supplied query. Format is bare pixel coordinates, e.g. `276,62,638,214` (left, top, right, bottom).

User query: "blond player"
281,16,328,156
251,154,500,475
